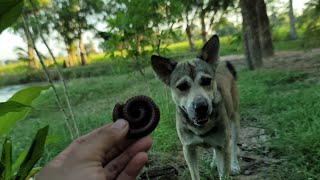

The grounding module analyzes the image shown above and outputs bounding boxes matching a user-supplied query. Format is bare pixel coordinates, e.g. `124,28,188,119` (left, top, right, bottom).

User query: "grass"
3,62,320,179
239,70,320,179
0,35,311,87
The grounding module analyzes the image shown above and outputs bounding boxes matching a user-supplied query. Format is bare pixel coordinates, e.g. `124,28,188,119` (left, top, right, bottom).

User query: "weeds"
2,60,320,179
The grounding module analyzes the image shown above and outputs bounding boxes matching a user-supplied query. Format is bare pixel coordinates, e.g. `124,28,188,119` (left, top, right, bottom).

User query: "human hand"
36,119,152,180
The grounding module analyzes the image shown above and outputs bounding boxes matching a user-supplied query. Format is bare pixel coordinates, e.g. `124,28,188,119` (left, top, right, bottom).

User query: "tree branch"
22,12,75,140
28,0,80,138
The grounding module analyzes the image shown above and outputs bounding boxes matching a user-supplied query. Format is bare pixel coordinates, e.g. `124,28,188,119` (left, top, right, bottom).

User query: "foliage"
214,17,240,36
105,0,183,57
5,62,319,179
0,85,50,179
0,0,24,33
299,1,320,49
239,70,320,178
1,37,316,87
48,0,102,44
0,86,50,137
14,126,48,180
45,0,105,66
0,126,49,180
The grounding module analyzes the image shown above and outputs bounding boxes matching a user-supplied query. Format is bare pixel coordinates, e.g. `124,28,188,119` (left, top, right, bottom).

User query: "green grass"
3,64,320,179
239,70,320,179
1,35,312,88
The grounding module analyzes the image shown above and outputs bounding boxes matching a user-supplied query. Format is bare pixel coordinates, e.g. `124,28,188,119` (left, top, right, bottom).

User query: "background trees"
47,0,105,67
2,0,319,72
11,0,50,69
240,0,275,70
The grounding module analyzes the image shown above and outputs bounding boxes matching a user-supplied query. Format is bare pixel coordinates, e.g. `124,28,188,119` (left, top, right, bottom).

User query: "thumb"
76,119,129,153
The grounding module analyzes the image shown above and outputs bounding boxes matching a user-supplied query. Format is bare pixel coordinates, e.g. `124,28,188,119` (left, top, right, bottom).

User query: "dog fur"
151,35,240,179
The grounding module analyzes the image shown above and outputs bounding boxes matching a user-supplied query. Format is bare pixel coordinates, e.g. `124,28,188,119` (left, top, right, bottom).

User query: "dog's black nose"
194,101,208,117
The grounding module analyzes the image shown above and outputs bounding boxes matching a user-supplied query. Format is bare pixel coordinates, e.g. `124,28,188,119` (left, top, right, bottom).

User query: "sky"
0,0,308,63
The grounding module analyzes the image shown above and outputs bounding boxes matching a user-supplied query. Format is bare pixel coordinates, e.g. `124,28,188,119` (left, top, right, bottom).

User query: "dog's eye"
201,77,212,86
176,82,190,91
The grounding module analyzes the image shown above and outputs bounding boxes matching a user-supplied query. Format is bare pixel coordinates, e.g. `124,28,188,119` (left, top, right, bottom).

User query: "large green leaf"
1,138,12,180
12,151,27,174
0,101,34,116
0,86,50,138
15,126,49,180
11,135,58,174
0,0,24,33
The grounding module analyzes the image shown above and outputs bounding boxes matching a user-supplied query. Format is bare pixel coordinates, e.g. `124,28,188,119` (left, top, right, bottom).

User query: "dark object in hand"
112,95,160,138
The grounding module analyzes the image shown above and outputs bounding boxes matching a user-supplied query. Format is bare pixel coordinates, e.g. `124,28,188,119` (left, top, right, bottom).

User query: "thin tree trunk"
23,26,38,68
240,0,263,69
134,35,141,55
186,24,195,51
289,0,297,39
257,0,274,57
27,42,37,68
200,11,207,45
66,41,76,67
79,34,86,66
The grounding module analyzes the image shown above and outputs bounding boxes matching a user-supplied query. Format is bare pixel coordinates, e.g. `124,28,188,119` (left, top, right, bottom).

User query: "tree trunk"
186,24,195,51
243,33,255,70
257,0,274,57
24,26,38,68
27,42,38,68
240,0,263,69
200,11,207,45
134,35,141,55
66,40,76,67
79,34,87,66
289,0,297,39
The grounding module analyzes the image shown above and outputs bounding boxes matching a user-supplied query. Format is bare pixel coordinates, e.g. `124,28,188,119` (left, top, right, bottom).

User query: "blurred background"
0,0,320,179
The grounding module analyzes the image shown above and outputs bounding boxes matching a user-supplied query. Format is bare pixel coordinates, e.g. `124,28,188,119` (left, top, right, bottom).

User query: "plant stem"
28,0,80,137
22,12,75,140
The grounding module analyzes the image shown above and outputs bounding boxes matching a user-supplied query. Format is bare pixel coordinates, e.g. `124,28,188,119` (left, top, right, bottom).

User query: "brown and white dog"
151,35,240,179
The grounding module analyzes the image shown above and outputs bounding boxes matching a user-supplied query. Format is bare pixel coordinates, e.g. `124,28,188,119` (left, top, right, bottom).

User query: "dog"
151,35,240,180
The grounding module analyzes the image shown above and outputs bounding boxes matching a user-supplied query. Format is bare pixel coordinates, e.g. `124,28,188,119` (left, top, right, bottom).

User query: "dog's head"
151,35,221,126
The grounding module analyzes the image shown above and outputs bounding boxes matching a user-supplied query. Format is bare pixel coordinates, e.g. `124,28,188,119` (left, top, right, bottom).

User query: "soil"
139,49,320,180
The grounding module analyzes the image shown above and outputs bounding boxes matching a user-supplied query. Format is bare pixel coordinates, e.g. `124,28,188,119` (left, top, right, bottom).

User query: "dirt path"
140,49,320,180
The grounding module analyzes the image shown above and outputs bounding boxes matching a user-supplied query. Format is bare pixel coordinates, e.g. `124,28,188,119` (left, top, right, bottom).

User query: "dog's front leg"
183,145,200,180
215,146,231,180
230,113,241,175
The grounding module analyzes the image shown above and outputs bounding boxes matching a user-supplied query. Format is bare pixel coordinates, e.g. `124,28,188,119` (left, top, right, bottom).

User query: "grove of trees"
6,0,320,71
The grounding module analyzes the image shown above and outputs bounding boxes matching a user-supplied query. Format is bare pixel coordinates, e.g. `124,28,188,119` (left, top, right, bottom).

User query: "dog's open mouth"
194,118,208,126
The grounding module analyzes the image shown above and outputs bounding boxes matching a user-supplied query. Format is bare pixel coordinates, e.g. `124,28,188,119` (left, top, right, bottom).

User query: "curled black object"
112,95,160,138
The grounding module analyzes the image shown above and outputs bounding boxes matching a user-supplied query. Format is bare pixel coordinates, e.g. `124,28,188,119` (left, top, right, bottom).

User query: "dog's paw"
231,162,241,175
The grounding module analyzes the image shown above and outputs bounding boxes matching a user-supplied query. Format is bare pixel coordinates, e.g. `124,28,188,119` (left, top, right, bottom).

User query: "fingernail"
112,119,127,129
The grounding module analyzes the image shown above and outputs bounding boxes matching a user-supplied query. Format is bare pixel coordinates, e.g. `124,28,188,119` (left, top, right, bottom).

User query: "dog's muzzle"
193,98,210,120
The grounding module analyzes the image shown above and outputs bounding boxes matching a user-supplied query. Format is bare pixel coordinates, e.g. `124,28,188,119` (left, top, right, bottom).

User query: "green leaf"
0,161,5,177
1,138,12,180
0,86,50,138
11,134,59,174
11,151,27,173
15,126,49,180
25,167,41,179
0,0,24,33
0,101,34,116
45,135,60,145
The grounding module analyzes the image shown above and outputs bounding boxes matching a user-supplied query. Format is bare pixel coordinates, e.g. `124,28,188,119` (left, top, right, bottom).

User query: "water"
0,85,26,102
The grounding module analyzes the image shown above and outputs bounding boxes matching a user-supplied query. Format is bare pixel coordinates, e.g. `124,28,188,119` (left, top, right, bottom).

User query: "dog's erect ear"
198,35,220,67
151,55,177,86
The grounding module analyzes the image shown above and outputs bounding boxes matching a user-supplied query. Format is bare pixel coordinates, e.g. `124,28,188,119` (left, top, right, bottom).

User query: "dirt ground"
139,49,320,180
